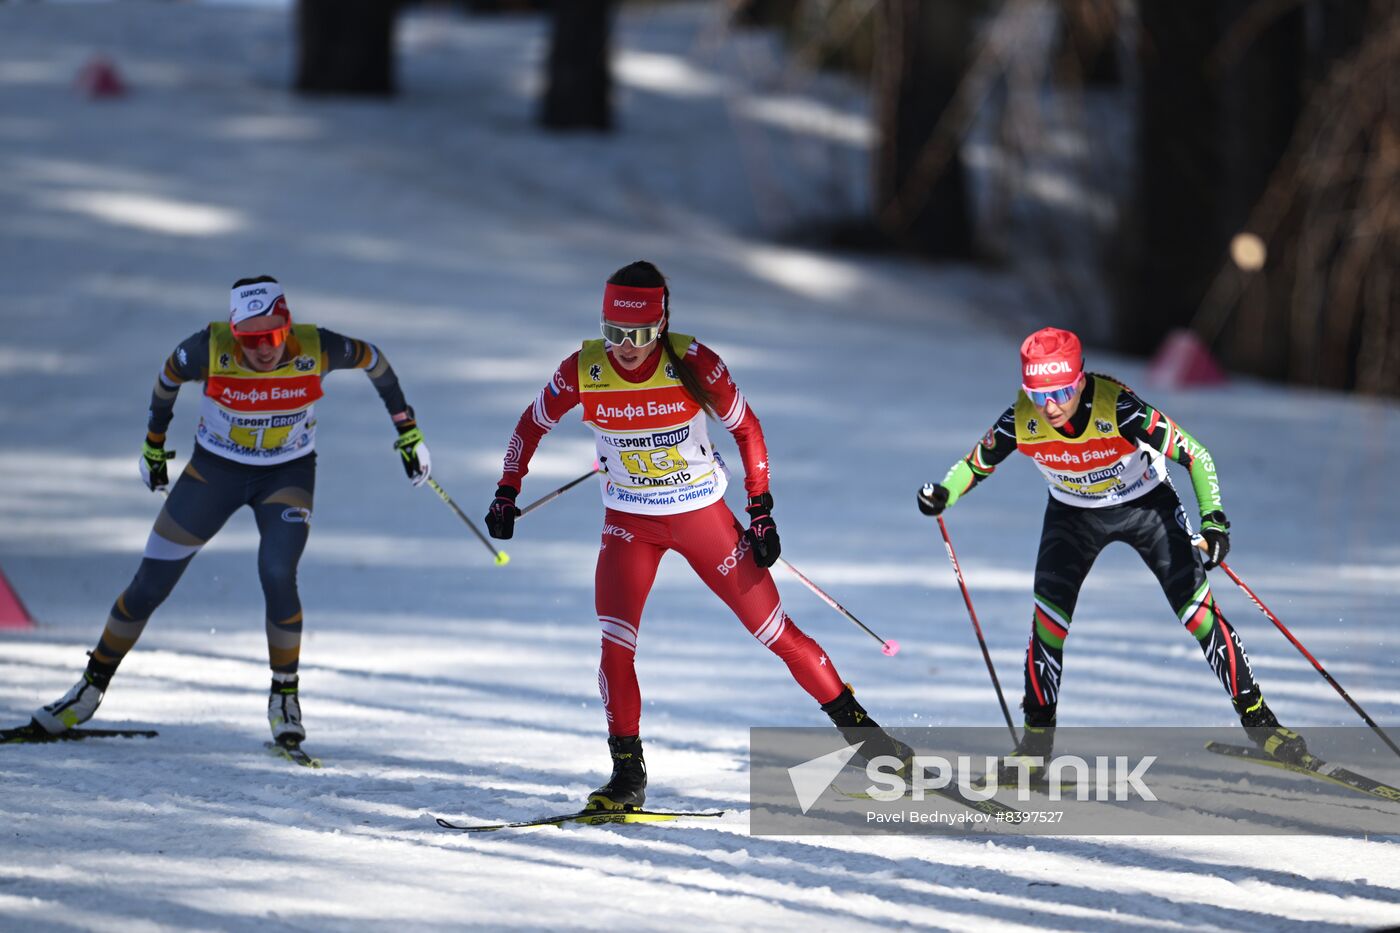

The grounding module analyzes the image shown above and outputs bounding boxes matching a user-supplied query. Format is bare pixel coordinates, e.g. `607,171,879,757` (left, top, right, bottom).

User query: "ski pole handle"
426,478,510,566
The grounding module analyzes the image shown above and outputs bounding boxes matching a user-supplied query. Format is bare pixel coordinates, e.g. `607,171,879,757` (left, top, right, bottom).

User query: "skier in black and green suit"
916,327,1306,771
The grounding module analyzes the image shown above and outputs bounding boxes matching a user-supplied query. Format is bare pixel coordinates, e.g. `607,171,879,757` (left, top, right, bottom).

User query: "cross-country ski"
434,808,726,833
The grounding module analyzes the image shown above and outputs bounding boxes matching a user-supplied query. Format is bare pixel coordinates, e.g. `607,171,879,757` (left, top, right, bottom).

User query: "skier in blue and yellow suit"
32,275,431,747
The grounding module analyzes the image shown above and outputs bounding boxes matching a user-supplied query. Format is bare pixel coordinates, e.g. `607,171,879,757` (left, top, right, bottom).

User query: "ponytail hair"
1086,371,1133,394
606,261,717,418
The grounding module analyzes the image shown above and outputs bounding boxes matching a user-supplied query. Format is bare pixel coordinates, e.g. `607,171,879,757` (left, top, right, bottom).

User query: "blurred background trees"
296,0,613,126
292,0,1398,394
540,0,614,130
871,0,975,258
736,0,1394,393
1132,0,1392,394
296,0,400,95
1207,1,1396,394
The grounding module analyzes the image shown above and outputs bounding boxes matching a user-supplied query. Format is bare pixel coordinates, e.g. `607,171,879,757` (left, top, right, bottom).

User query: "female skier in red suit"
486,260,909,810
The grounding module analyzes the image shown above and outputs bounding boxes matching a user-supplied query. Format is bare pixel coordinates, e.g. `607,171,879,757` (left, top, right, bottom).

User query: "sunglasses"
232,317,290,351
1026,381,1080,407
601,321,661,348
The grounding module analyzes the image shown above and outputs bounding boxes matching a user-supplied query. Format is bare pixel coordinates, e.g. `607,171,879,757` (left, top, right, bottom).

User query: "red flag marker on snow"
0,567,34,629
1146,329,1228,389
76,55,127,99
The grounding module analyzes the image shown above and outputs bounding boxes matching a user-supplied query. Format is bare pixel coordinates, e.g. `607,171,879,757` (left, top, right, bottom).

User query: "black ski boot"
587,735,647,811
821,685,913,771
997,702,1056,788
1234,688,1309,765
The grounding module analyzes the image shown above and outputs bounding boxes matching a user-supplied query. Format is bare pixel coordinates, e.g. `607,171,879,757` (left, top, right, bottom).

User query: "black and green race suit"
938,374,1255,723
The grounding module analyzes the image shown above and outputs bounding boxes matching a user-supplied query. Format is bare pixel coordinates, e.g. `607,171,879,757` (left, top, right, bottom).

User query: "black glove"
140,437,174,492
917,483,949,516
392,419,432,487
1200,511,1230,570
486,485,521,540
744,492,780,569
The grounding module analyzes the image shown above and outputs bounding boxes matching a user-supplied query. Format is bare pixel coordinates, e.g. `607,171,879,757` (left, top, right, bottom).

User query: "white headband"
229,281,288,325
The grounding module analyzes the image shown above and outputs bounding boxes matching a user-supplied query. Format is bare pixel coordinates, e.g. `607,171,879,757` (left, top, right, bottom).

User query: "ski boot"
1234,688,1308,765
268,673,306,746
32,659,113,735
996,702,1056,789
821,685,914,773
587,735,647,811
997,727,1056,789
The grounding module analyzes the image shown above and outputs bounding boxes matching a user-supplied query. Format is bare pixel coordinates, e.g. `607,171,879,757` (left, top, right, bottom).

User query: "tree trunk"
1260,0,1394,393
1056,0,1120,86
1126,1,1303,357
464,0,547,11
730,0,801,29
295,0,398,96
1213,1,1305,379
873,0,974,258
540,0,614,131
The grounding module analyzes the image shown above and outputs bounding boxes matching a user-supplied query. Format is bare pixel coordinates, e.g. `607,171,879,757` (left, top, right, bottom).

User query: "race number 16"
620,446,688,478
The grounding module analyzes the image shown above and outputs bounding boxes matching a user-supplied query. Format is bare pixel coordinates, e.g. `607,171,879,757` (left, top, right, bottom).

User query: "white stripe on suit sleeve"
721,391,748,431
531,389,559,430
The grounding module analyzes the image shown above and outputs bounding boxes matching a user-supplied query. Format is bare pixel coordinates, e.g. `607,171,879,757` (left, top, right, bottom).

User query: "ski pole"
427,478,510,566
1212,556,1400,760
937,516,1018,744
504,468,902,659
776,557,900,657
520,465,603,517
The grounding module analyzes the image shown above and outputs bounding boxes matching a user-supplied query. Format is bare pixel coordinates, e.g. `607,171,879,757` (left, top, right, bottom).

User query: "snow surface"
2,2,1399,931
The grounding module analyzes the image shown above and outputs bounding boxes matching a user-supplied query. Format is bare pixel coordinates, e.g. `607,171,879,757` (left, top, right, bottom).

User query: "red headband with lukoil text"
602,283,666,325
